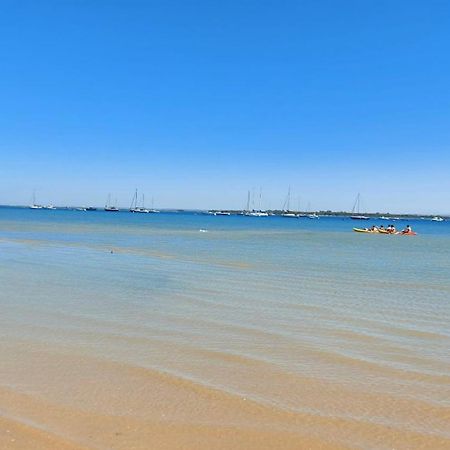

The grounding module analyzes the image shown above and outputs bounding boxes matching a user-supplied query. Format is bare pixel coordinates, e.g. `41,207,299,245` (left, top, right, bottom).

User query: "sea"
0,207,449,449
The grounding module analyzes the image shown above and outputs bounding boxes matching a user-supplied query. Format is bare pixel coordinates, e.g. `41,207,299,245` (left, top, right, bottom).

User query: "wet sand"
1,341,449,450
1,344,345,450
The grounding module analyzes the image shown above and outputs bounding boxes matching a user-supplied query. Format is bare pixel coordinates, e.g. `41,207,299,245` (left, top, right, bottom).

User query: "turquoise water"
1,207,449,448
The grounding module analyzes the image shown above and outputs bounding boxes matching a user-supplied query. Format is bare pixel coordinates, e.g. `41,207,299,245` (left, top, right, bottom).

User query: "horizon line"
0,204,448,219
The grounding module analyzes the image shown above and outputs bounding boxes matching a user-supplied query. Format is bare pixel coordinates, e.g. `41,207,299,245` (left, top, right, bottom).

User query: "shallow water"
1,207,449,449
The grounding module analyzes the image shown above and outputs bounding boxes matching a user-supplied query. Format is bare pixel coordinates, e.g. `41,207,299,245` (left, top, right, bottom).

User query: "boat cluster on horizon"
24,204,448,222
28,191,57,210
27,189,446,221
208,187,320,218
29,203,56,210
100,191,160,213
207,210,319,219
127,189,160,214
208,192,446,221
30,190,161,214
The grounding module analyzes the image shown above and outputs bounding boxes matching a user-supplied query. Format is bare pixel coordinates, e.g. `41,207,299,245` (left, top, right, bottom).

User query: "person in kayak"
387,224,396,234
401,224,412,234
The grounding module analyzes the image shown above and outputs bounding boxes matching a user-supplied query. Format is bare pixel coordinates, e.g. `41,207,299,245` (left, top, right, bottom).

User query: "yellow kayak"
353,228,416,235
353,228,377,233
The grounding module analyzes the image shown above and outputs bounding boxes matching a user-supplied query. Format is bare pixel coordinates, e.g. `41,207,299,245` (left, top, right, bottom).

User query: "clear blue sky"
1,0,449,213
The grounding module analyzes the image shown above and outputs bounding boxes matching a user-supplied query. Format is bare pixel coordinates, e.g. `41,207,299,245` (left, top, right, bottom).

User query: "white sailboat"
306,201,319,219
350,193,369,220
29,191,43,209
148,197,160,213
104,194,119,212
248,211,269,217
242,190,251,215
281,186,298,217
245,188,269,217
130,189,149,213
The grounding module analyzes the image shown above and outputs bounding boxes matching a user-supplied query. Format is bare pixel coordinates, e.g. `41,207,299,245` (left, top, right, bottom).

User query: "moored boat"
350,193,369,220
105,194,119,212
29,191,43,209
247,211,268,217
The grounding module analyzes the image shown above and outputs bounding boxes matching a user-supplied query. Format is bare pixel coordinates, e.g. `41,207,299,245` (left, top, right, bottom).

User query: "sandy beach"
1,343,346,450
2,338,449,449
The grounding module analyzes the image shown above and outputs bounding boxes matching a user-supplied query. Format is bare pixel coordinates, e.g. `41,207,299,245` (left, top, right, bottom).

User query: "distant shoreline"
0,204,447,220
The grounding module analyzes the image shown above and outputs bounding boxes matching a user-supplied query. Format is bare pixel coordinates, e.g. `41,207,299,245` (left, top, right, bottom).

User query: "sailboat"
147,197,159,213
243,190,266,216
248,210,268,217
281,186,298,217
350,193,369,220
242,190,251,215
104,194,119,212
29,191,43,209
130,189,149,213
247,188,268,216
306,201,319,219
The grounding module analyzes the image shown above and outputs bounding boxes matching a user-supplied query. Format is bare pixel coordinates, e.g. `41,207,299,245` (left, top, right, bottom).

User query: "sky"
0,0,449,213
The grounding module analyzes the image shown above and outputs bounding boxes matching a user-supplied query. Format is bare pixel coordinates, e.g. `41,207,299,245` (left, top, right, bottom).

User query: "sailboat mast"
352,193,360,214
130,189,137,210
287,186,291,211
